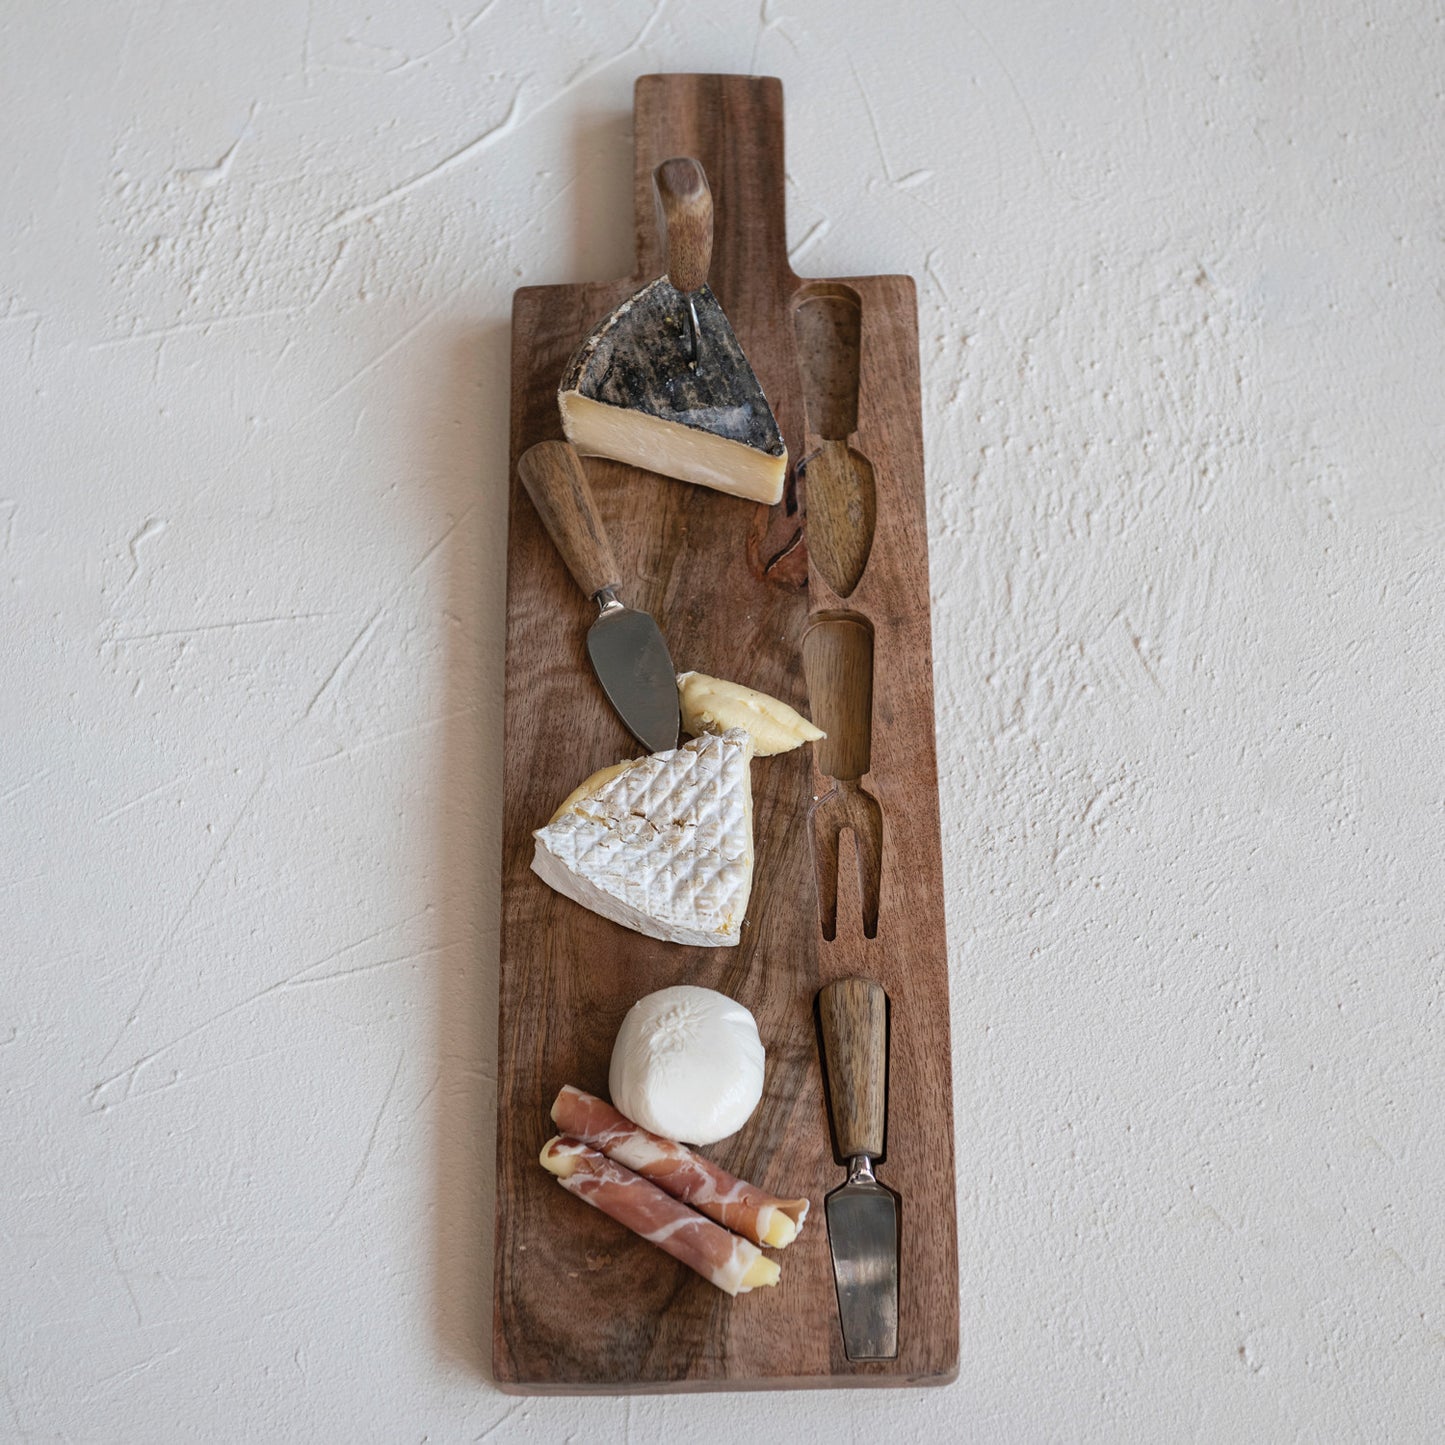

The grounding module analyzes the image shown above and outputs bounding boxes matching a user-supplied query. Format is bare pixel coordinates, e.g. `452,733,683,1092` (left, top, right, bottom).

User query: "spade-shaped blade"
826,1176,899,1361
587,604,679,754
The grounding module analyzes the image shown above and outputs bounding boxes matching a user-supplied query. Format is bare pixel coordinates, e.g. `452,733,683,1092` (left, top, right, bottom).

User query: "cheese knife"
818,976,899,1361
518,439,680,753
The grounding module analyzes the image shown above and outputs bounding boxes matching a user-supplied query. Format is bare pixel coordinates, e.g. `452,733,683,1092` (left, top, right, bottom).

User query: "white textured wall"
5,0,1444,1438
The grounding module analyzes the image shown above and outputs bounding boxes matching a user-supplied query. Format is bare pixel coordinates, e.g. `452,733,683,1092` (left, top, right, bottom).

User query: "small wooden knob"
517,441,620,602
653,157,713,294
818,977,888,1160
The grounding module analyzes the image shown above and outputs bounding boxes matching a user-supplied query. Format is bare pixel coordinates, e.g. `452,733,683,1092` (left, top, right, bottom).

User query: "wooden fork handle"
653,157,713,294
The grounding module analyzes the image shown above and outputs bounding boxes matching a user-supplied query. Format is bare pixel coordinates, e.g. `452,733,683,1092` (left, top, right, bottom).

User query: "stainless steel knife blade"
825,1165,899,1361
587,597,680,754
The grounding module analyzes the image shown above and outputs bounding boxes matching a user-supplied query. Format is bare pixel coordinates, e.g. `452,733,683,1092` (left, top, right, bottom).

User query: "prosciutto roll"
550,1085,810,1248
540,1136,779,1296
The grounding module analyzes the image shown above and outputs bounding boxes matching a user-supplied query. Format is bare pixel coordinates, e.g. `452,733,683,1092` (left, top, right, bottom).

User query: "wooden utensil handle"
818,977,888,1160
517,440,621,602
653,157,713,294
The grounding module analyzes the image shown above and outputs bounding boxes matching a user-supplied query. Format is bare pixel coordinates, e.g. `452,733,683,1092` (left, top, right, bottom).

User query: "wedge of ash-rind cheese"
558,278,787,504
532,728,755,946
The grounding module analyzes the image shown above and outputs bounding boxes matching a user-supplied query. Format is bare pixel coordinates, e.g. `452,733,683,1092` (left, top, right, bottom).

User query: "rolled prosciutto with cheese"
550,1086,810,1248
540,1136,779,1296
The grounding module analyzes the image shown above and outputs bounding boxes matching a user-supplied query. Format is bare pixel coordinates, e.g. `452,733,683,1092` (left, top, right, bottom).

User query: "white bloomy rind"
531,728,755,946
609,985,766,1145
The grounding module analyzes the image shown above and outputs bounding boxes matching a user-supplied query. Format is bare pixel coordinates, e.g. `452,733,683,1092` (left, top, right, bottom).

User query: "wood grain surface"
495,73,957,1392
817,978,890,1162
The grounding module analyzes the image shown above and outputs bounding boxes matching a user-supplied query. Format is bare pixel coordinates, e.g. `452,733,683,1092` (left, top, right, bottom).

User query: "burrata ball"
608,985,765,1144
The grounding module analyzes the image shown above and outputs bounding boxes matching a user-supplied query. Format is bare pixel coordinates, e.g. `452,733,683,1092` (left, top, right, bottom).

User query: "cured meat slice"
540,1136,780,1296
551,1085,810,1248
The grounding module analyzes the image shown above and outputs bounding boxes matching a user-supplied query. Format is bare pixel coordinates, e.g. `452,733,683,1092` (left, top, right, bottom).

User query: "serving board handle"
632,75,791,290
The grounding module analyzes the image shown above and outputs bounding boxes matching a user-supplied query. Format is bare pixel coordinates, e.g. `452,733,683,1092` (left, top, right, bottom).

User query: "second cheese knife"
518,439,680,754
818,976,899,1361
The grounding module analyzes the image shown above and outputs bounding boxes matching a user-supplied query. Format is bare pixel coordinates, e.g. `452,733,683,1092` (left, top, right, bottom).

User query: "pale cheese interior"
561,392,786,505
677,670,825,755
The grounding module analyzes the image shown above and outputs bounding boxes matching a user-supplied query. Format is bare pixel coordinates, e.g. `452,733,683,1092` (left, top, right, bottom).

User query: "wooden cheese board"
495,72,957,1391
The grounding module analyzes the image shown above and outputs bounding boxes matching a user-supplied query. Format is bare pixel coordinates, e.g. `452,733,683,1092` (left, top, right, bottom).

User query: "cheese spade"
818,977,899,1362
517,439,679,753
559,157,788,504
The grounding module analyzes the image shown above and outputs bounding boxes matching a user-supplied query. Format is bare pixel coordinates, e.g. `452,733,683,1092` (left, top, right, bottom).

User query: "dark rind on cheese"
560,279,786,459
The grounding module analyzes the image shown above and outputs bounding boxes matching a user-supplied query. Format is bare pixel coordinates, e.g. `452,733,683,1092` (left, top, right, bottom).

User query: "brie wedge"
531,728,755,946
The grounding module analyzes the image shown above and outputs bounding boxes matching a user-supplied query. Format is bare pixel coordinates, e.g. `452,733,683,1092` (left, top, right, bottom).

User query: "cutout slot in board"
794,284,876,599
803,611,882,939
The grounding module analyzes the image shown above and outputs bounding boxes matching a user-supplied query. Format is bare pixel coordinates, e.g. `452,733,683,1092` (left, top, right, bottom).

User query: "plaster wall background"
3,1,1443,1437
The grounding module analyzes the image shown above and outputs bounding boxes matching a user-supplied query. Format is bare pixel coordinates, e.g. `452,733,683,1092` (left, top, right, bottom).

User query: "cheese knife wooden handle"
518,440,621,602
653,157,713,294
818,977,888,1160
